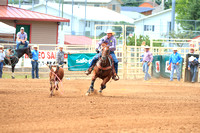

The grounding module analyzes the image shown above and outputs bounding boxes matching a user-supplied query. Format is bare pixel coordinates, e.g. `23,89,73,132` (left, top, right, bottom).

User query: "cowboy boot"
85,66,94,75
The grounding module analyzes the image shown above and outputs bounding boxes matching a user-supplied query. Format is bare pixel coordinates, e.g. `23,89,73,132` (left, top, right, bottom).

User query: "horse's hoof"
85,92,90,96
99,89,102,93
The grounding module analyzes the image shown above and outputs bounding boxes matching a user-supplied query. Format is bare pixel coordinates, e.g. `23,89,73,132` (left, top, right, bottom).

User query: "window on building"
112,5,116,10
94,4,100,7
167,22,171,33
85,21,90,27
62,22,70,26
144,25,155,32
67,22,70,26
95,22,102,30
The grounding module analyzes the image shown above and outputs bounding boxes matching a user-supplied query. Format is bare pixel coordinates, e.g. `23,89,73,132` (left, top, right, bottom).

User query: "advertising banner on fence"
68,53,96,71
24,51,68,67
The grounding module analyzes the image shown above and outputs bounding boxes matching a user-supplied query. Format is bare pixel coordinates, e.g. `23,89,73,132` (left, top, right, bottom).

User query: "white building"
15,3,134,37
134,9,180,39
63,0,123,13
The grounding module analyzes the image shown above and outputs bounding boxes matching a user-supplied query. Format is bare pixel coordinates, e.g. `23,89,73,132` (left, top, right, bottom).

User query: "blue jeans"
16,41,29,49
143,62,151,80
89,51,119,74
170,63,180,81
190,65,197,82
31,61,39,79
58,61,64,68
0,62,3,78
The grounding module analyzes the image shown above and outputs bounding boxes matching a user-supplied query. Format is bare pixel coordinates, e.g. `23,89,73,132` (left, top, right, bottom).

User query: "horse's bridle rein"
26,46,32,58
97,46,112,71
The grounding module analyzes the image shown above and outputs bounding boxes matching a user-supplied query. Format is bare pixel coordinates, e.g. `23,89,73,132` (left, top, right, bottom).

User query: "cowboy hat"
0,45,4,48
105,29,115,35
33,45,38,48
173,47,178,50
189,56,196,62
144,45,150,49
59,45,64,48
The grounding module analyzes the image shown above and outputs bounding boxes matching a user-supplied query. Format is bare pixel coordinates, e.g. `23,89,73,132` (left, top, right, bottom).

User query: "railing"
1,39,200,80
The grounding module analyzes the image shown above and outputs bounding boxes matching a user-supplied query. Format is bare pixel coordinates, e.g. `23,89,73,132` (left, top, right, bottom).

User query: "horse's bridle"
101,47,110,63
26,46,32,58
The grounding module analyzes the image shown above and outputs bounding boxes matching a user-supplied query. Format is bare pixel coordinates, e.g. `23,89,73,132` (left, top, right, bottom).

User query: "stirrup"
85,69,91,75
112,75,119,81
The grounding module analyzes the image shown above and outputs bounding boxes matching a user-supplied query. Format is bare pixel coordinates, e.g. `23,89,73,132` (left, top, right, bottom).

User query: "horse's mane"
15,47,29,52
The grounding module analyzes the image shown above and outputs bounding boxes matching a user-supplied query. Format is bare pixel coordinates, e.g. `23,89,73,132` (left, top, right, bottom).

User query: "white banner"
24,50,68,67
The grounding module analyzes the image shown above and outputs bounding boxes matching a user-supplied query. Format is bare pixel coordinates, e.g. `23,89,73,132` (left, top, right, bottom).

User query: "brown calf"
47,64,64,97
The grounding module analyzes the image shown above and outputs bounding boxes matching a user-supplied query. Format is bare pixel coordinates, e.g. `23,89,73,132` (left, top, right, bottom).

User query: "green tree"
176,0,200,31
121,0,145,7
127,34,163,47
164,30,196,47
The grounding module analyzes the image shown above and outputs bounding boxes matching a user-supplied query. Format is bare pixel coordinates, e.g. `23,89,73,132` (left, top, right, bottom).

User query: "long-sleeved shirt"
31,50,39,61
96,35,116,51
56,50,68,63
143,51,153,62
169,52,182,65
0,51,5,61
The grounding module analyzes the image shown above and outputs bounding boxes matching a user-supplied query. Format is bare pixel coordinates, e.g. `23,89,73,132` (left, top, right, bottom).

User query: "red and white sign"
24,50,68,67
155,61,160,73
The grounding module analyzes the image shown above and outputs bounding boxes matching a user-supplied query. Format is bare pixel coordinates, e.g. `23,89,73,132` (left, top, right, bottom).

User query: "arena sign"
68,53,96,71
23,51,68,67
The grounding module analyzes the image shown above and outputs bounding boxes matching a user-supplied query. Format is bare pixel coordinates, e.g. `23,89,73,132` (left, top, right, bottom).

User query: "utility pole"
71,0,74,35
19,0,21,8
45,0,48,14
161,0,164,10
59,0,61,17
61,0,64,30
171,0,176,32
32,0,34,11
83,0,87,36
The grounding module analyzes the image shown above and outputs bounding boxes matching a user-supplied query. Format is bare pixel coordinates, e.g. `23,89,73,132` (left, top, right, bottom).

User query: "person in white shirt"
0,45,5,78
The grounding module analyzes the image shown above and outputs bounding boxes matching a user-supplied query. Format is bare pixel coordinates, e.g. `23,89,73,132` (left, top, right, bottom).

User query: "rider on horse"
85,29,119,81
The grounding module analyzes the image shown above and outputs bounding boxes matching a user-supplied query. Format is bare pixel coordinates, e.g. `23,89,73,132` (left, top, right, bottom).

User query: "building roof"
139,2,159,8
64,35,93,45
121,6,154,13
188,35,200,42
134,9,172,23
0,5,70,22
64,0,123,4
0,22,15,34
49,4,134,23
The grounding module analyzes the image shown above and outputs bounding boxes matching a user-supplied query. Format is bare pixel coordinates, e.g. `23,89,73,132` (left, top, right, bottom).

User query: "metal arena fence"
0,38,200,80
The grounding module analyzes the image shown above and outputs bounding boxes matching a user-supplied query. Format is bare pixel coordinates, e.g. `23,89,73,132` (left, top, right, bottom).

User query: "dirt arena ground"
0,78,200,133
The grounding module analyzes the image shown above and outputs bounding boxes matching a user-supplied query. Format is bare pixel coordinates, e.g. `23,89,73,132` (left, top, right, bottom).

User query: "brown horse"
47,64,64,97
86,44,115,95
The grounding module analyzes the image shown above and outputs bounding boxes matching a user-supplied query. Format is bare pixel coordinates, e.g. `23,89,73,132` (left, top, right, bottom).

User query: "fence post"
123,25,127,79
